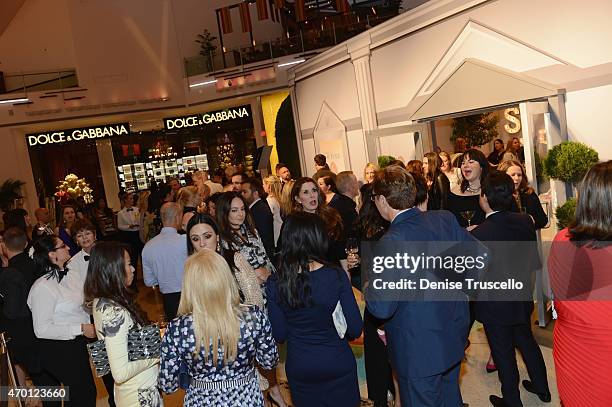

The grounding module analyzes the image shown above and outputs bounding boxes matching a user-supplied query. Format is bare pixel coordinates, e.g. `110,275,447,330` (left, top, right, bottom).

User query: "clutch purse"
332,300,347,339
87,324,161,377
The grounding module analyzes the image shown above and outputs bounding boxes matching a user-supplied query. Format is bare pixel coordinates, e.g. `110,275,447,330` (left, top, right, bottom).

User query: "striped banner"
256,0,269,20
295,0,305,22
239,1,252,32
220,7,233,34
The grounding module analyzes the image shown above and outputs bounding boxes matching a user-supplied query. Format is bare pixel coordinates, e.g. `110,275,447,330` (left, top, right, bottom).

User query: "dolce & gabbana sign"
164,105,251,130
26,123,130,147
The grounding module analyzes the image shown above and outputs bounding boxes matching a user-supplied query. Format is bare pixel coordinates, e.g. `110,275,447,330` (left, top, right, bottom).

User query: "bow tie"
84,255,90,261
126,208,134,212
47,267,68,283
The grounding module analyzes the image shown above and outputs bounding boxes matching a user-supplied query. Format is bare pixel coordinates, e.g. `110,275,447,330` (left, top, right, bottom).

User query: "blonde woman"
191,170,214,201
177,186,207,232
278,179,295,219
159,250,279,406
363,162,378,184
137,190,154,243
263,175,283,247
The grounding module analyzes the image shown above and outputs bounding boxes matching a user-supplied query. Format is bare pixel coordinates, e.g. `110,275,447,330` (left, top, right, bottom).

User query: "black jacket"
427,171,450,211
510,192,548,229
471,211,538,325
250,198,276,260
328,193,358,238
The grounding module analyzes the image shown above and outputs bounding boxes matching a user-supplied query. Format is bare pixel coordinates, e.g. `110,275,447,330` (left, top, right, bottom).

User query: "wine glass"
345,238,359,268
460,210,475,227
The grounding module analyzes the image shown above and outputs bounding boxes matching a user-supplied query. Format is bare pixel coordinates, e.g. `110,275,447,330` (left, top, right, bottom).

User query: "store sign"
26,123,130,147
164,105,251,130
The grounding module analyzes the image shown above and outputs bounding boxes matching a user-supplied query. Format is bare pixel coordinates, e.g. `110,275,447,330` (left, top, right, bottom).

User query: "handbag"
332,300,347,339
87,324,161,377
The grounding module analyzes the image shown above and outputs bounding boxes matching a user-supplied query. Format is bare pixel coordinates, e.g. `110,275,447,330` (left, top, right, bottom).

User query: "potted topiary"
555,197,576,230
451,112,499,148
378,155,396,169
543,141,599,184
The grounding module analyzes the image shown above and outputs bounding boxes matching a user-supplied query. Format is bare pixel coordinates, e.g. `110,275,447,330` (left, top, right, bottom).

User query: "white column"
348,35,379,164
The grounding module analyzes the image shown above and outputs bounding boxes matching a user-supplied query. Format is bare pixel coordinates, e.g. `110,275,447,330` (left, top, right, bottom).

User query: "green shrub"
451,112,499,147
555,198,577,230
378,155,396,168
544,142,599,183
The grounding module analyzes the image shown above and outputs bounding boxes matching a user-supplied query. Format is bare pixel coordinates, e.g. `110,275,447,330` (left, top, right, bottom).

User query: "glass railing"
1,70,78,94
184,11,396,77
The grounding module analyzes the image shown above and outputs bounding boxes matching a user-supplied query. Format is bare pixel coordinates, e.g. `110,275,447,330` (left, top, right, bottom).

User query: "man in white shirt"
202,170,224,194
117,192,142,289
142,202,187,319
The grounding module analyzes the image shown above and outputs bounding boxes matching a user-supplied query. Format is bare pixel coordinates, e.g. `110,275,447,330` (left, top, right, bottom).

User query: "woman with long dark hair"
289,177,346,264
447,149,489,228
266,212,363,407
423,151,450,210
27,234,97,406
549,161,612,407
488,138,505,165
84,241,161,406
498,160,548,229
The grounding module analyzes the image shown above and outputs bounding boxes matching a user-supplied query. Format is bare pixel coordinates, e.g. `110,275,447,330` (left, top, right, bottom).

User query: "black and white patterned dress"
92,298,162,407
159,305,279,406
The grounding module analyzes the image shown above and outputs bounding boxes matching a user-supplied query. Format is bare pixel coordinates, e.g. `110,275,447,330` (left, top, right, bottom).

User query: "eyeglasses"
52,243,67,251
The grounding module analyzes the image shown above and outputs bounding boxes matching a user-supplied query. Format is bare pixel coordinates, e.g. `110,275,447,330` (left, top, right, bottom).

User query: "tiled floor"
90,283,561,407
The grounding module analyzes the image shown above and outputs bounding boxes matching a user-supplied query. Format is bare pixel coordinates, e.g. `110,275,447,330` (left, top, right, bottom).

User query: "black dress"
427,171,451,211
510,192,548,229
447,192,486,227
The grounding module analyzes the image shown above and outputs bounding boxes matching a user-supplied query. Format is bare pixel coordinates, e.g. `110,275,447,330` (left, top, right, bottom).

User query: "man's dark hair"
275,163,288,172
481,171,514,211
3,227,28,252
411,173,429,208
231,172,245,182
3,209,28,232
242,177,265,197
372,165,416,210
314,154,327,166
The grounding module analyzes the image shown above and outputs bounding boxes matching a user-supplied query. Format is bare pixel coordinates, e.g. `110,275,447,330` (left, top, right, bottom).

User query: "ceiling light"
0,97,30,105
278,59,306,67
189,80,217,88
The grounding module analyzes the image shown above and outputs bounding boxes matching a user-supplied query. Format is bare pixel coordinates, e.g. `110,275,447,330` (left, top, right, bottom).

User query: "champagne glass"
460,210,475,227
345,238,360,269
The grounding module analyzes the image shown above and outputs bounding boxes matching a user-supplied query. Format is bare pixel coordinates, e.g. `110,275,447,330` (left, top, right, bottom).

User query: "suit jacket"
250,198,275,260
328,193,358,238
366,209,478,378
471,211,537,325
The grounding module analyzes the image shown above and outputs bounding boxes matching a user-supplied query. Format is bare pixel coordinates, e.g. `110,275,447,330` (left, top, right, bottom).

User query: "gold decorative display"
55,173,94,204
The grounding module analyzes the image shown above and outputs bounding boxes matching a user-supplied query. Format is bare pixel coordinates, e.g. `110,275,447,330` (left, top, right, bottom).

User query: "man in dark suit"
471,172,550,407
330,171,359,237
366,165,479,407
241,177,275,259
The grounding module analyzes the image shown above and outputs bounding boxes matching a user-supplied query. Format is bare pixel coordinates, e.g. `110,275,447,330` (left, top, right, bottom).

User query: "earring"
216,240,220,253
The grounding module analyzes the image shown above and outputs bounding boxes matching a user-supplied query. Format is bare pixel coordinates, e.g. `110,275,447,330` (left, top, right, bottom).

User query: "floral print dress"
159,305,279,406
92,298,162,407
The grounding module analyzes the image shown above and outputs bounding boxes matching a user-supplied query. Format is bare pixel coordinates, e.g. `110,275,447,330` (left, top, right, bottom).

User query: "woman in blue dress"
266,212,363,407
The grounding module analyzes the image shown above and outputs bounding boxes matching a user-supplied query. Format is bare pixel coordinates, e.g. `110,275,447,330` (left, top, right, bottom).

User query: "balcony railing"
185,11,396,77
1,69,78,94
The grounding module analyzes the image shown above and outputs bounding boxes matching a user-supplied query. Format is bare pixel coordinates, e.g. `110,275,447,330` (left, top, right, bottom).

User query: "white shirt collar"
249,197,261,209
391,207,414,223
485,210,500,219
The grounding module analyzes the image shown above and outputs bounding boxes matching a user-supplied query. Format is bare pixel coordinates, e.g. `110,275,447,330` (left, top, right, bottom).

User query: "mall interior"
1,0,611,406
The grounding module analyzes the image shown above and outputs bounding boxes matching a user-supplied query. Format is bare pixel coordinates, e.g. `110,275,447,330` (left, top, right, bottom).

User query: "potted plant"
555,197,576,230
195,29,218,72
543,141,599,184
377,155,396,168
451,112,499,148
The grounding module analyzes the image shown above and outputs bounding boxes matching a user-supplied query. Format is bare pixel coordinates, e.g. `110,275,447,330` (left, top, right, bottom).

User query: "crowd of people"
0,148,610,407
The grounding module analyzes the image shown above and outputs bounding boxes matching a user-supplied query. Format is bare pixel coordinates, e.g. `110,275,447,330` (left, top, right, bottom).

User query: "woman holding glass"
447,149,488,229
159,249,279,406
84,242,161,406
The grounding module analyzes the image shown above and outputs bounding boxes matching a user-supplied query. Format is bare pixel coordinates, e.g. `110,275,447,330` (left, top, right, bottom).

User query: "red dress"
548,229,612,406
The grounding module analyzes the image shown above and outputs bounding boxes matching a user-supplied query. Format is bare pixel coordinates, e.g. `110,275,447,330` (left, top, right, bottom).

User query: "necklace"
466,185,481,193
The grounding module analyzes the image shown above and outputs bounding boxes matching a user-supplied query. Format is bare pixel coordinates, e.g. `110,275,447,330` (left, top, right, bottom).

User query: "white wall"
565,85,612,161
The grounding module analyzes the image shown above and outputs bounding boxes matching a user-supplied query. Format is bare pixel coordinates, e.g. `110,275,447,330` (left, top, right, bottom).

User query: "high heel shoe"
486,361,497,373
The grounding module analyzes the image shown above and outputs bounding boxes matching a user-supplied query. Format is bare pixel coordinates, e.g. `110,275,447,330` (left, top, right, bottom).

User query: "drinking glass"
345,238,359,268
460,210,475,227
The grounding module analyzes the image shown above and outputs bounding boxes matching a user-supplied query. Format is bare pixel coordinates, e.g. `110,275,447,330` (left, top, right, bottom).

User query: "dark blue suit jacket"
366,208,479,378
